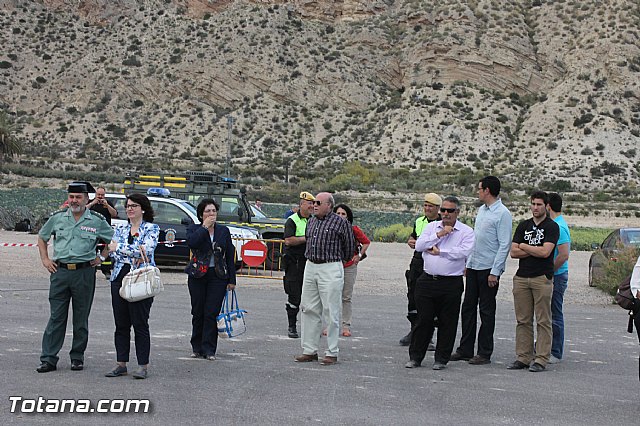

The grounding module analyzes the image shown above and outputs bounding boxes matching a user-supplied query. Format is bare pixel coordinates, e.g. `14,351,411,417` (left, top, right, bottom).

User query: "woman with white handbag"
185,198,237,361
105,193,159,379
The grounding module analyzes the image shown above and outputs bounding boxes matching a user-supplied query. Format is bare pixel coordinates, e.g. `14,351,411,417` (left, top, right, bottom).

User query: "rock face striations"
1,0,639,190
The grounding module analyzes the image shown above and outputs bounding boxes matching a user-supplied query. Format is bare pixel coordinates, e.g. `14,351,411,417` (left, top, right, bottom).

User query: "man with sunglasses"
508,191,559,373
405,196,474,370
451,176,512,365
295,192,355,366
35,181,114,373
399,193,442,346
282,191,316,338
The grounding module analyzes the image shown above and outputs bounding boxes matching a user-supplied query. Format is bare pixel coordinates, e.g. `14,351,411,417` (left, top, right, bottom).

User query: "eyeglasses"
125,203,140,209
313,201,324,206
440,207,457,213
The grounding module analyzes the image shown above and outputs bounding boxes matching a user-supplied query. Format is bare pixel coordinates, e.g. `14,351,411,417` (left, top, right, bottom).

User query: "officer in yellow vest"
36,181,114,373
282,191,316,338
399,192,442,346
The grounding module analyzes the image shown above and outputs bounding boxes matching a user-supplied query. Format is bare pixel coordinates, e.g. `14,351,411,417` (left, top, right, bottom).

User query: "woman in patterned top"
105,193,159,380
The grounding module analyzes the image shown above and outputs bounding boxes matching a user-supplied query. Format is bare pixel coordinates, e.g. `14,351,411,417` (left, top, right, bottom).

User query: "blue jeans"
551,272,568,359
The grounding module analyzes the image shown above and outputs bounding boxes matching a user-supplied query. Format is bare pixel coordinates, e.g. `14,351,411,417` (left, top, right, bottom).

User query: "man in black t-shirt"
88,186,117,279
507,191,559,373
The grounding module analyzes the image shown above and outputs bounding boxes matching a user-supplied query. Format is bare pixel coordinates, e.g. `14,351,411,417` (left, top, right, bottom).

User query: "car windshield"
621,229,640,246
179,200,198,216
251,205,267,219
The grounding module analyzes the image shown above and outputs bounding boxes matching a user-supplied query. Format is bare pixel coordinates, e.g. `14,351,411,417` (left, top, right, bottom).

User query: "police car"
105,189,259,266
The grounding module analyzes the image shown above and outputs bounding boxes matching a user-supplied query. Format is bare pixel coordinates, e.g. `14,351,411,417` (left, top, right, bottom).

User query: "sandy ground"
0,230,611,306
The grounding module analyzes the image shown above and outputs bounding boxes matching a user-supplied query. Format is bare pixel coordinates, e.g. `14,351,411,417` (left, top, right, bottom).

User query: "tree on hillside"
0,110,22,166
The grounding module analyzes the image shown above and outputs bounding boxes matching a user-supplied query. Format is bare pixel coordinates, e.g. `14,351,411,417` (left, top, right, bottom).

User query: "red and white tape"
1,240,186,248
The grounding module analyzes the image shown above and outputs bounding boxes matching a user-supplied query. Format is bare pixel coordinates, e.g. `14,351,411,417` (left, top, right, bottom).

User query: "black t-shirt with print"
512,216,559,278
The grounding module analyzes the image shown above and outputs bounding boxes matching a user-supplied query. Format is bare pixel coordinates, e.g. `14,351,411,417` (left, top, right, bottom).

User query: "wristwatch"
98,254,106,261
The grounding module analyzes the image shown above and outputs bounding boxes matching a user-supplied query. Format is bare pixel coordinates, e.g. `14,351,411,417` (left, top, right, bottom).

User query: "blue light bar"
147,188,171,197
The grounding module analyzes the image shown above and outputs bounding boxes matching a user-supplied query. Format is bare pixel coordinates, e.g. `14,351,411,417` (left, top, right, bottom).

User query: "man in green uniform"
36,181,113,373
282,191,316,338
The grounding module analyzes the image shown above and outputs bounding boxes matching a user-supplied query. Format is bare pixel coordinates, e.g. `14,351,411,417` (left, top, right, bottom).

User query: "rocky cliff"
1,0,639,192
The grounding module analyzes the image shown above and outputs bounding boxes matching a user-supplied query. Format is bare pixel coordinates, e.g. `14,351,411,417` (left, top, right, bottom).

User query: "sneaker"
105,365,128,377
432,362,447,370
287,326,299,339
529,362,545,372
70,360,84,371
548,355,562,364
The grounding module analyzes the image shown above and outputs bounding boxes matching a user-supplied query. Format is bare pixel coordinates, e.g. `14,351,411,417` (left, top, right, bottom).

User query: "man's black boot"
288,326,299,338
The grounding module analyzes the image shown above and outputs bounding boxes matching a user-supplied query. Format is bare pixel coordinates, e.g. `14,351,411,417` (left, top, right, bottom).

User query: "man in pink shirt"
405,196,475,371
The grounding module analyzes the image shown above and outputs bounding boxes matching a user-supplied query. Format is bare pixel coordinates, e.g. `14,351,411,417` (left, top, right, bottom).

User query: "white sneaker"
548,355,562,364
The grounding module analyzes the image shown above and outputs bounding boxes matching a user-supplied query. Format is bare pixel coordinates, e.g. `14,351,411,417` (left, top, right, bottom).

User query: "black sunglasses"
313,201,323,206
440,207,457,213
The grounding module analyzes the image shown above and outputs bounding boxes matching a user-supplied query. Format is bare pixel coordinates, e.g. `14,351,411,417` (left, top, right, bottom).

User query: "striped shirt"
305,212,355,263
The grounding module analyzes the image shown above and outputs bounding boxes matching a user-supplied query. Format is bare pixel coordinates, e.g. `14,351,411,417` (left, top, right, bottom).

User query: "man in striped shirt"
294,192,355,366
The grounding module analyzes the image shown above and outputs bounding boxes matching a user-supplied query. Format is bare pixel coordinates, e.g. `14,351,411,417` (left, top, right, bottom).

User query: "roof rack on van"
124,171,237,193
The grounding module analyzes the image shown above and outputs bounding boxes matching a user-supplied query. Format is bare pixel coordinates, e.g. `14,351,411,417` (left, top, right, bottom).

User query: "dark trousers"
634,307,640,381
41,267,96,366
110,265,153,366
188,269,228,357
409,274,464,365
405,254,424,322
457,268,499,359
283,255,306,327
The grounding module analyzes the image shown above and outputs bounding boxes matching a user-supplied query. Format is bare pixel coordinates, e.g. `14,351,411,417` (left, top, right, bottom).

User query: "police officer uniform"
283,191,315,338
36,182,114,372
400,193,442,346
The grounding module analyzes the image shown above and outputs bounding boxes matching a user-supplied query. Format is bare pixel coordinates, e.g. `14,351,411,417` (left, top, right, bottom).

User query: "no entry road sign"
241,240,268,267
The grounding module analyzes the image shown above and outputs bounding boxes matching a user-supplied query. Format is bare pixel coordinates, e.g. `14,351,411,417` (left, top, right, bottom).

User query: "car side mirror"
591,243,600,250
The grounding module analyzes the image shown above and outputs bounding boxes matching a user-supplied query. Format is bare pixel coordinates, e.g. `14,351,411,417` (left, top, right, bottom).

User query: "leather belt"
309,259,332,264
424,273,461,280
56,261,92,270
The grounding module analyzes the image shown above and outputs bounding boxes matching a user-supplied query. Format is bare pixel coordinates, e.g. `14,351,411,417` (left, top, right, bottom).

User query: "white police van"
105,189,258,266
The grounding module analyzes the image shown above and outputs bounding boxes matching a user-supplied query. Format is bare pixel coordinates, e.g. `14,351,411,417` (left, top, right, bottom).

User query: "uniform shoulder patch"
89,210,107,221
50,208,68,216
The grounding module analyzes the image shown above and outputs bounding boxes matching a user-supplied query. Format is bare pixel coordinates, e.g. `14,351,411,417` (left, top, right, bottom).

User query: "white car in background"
104,192,258,266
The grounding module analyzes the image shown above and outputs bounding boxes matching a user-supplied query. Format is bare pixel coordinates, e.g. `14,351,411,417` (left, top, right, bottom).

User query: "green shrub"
373,223,411,242
594,245,640,295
